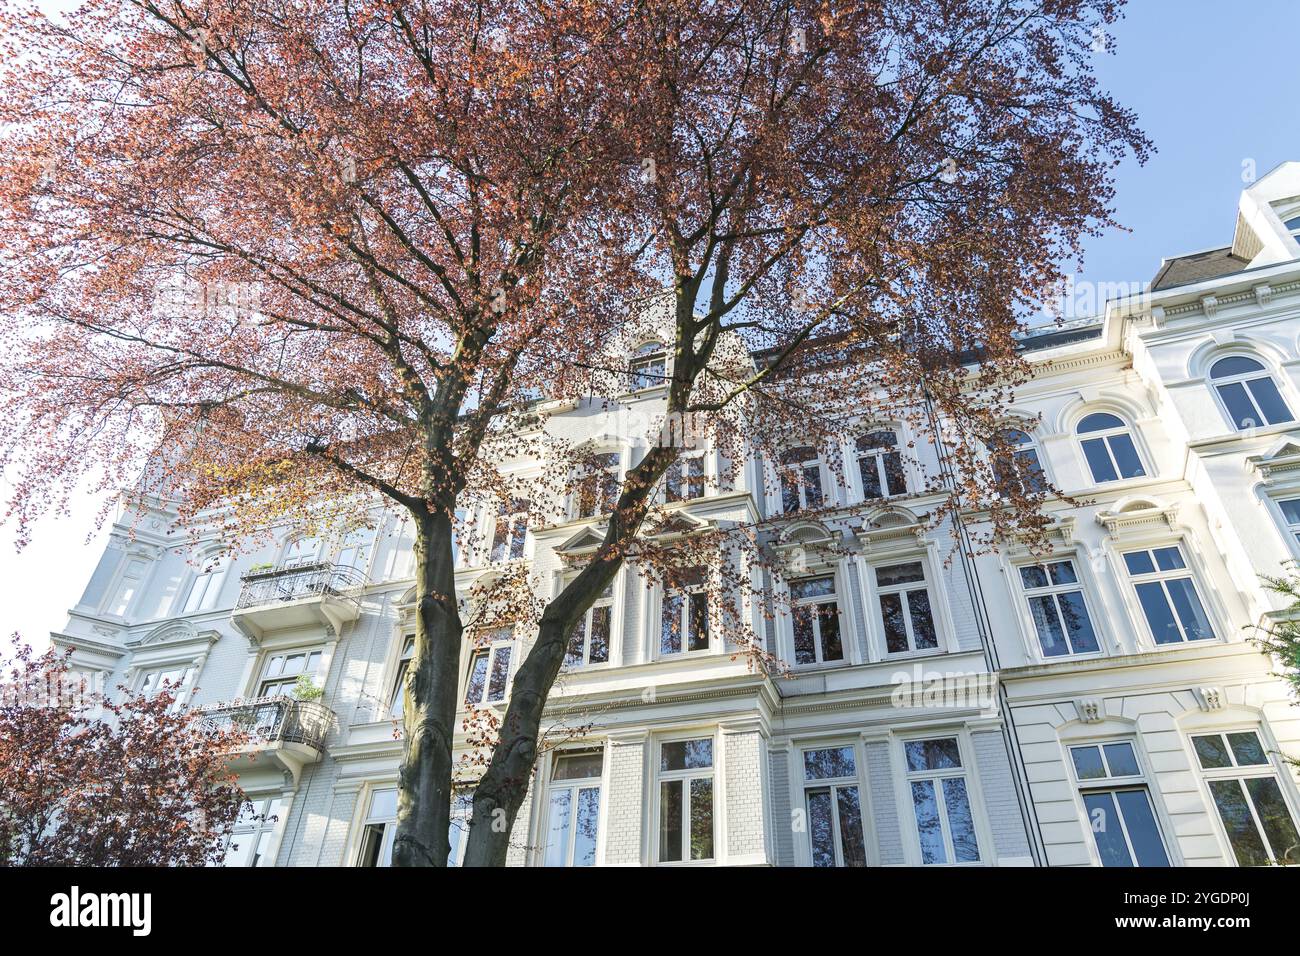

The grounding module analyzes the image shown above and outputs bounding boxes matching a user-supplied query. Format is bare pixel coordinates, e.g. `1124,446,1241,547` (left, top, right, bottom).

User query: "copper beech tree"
0,645,248,866
0,0,1148,867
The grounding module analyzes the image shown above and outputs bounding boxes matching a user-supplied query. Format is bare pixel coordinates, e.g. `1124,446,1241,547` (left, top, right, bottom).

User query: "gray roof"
1150,246,1250,292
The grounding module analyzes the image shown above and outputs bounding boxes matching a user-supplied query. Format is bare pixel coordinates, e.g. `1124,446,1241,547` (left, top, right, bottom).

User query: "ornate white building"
53,163,1300,867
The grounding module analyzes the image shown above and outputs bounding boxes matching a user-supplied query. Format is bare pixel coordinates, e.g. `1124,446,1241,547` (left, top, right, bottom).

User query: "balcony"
201,696,335,785
231,562,364,642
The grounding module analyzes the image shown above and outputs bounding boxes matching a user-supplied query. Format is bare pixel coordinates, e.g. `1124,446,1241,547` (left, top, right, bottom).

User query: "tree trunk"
459,609,578,866
392,508,463,867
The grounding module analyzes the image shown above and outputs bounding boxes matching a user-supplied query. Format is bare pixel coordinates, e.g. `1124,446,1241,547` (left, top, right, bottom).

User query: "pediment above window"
853,505,925,548
134,619,221,651
1096,498,1180,537
1248,440,1300,482
555,526,608,557
1003,516,1078,558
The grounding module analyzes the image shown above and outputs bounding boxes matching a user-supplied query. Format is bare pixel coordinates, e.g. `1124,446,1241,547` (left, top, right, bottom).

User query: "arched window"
628,342,667,391
988,428,1047,495
182,556,229,613
1077,412,1146,483
1209,356,1294,430
856,430,906,499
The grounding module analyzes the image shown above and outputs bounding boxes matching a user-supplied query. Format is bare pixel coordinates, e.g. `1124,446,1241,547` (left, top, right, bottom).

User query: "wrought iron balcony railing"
236,562,366,610
200,696,334,752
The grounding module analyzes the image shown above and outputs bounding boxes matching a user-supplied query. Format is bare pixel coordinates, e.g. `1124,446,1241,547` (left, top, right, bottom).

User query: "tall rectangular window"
1070,741,1169,867
665,453,706,502
790,576,843,666
660,570,709,656
803,747,867,867
258,649,322,697
1123,545,1214,644
224,796,284,867
1192,731,1300,866
658,738,714,863
490,498,529,562
856,430,906,499
876,561,939,655
576,453,620,519
388,636,414,719
544,750,603,867
779,447,824,513
465,629,513,706
564,583,614,667
1019,560,1100,657
905,737,980,864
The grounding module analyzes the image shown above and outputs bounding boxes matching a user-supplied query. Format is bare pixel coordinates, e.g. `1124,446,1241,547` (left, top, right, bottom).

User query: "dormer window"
629,342,667,391
856,430,906,500
1209,356,1294,430
780,447,824,513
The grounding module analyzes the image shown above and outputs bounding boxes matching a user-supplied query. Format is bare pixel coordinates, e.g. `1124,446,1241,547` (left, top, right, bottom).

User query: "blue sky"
1076,0,1300,290
3,0,1300,650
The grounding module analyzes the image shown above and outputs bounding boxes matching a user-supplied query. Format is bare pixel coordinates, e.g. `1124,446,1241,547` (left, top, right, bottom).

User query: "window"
1077,413,1145,483
333,528,371,573
660,570,709,656
657,738,714,863
876,561,939,655
790,576,843,665
464,629,513,706
388,636,414,719
989,428,1047,496
356,787,398,867
1286,214,1300,238
1122,546,1214,644
109,557,148,617
1070,741,1170,867
1193,731,1300,866
358,787,471,867
803,747,867,867
564,583,613,668
665,453,706,502
1278,498,1300,549
182,558,228,614
490,498,529,562
544,750,603,867
258,649,322,697
857,430,906,499
139,664,196,712
224,796,284,867
1209,356,1294,430
280,535,323,568
1019,560,1100,657
576,452,621,519
629,342,667,391
904,738,979,864
779,446,824,513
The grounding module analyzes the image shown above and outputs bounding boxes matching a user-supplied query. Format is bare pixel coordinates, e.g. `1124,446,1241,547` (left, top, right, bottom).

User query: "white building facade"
52,164,1300,867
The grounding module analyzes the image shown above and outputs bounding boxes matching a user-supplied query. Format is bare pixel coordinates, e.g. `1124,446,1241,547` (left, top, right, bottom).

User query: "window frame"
1120,542,1217,647
136,663,198,713
490,498,530,563
627,341,668,392
223,794,286,868
256,647,324,698
787,572,846,668
564,580,616,669
657,570,712,659
777,445,827,514
388,634,415,719
664,450,708,503
1189,727,1300,867
1066,738,1172,868
541,747,605,867
871,557,943,658
181,555,230,615
1075,411,1147,485
1014,556,1104,661
800,743,869,867
463,628,516,708
898,733,983,866
854,428,907,501
1208,355,1295,432
988,426,1048,497
654,733,717,866
1273,494,1300,554
573,451,622,520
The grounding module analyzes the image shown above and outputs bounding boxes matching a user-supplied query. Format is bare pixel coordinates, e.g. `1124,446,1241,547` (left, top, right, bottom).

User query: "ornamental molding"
1193,686,1226,712
1096,500,1180,537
